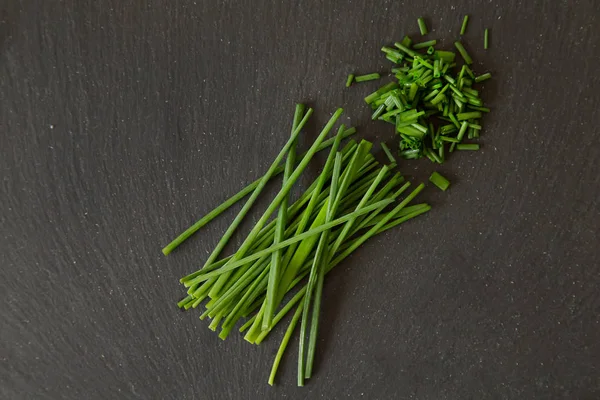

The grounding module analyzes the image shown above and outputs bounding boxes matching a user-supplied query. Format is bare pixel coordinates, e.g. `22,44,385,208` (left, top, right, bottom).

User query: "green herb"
413,39,437,49
355,73,381,82
460,15,469,35
417,17,428,35
454,41,472,65
429,171,450,191
345,74,355,87
380,142,396,163
474,72,492,83
456,143,480,150
484,28,489,49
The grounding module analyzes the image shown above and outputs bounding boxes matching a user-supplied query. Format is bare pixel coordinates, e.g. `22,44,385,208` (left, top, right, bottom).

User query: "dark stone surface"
1,1,599,399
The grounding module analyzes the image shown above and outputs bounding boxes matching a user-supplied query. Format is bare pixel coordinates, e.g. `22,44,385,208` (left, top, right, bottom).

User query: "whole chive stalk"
456,143,480,150
345,74,355,87
454,41,472,65
263,105,303,328
355,73,381,82
429,171,450,191
484,28,490,49
162,126,356,255
412,39,437,50
417,17,428,35
460,15,469,35
298,153,342,386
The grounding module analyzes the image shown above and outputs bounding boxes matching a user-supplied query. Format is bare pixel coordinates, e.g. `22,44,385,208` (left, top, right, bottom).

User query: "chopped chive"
457,121,469,142
460,15,469,35
372,104,386,120
394,42,418,58
412,39,437,50
417,17,428,35
429,171,450,191
457,111,482,120
435,50,456,63
364,82,399,104
400,35,412,47
474,72,492,83
454,41,472,65
433,59,440,78
355,73,381,82
345,74,354,87
380,142,396,163
427,46,435,55
441,136,460,143
456,143,480,151
484,28,490,49
467,105,490,112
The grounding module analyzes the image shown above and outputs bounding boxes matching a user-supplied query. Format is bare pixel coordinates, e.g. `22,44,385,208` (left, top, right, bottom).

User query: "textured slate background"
1,1,599,399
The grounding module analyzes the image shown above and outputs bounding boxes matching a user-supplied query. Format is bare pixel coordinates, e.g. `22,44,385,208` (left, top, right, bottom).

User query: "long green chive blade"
454,41,472,65
264,104,303,329
380,142,396,163
474,72,492,83
268,303,303,386
355,73,381,82
163,123,356,256
298,153,342,386
484,28,490,49
345,74,355,87
429,171,450,191
417,17,428,35
456,143,480,151
460,15,469,35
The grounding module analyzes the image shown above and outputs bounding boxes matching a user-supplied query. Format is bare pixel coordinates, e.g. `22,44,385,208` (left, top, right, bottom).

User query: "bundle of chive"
347,16,491,163
164,105,431,385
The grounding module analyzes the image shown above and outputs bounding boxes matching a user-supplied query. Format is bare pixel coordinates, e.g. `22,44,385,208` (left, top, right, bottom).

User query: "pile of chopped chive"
164,105,431,385
347,16,492,163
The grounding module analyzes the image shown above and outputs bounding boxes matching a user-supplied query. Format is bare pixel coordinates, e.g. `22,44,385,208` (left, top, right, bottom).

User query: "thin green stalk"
162,125,356,255
268,303,304,386
298,153,342,386
264,104,304,329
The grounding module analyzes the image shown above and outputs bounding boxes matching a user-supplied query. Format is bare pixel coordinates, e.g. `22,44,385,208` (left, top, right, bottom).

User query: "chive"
468,105,490,112
400,35,412,47
163,126,356,256
393,42,418,58
268,303,303,386
413,39,437,50
298,153,342,386
427,46,435,55
372,104,386,120
417,17,428,35
429,171,450,191
345,74,354,87
381,142,396,163
382,46,404,60
433,59,440,78
364,82,399,104
263,105,303,328
484,28,490,49
454,41,472,65
457,111,482,120
355,73,381,82
474,72,492,83
457,143,480,150
457,121,469,142
441,136,460,143
435,50,456,63
460,15,469,35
